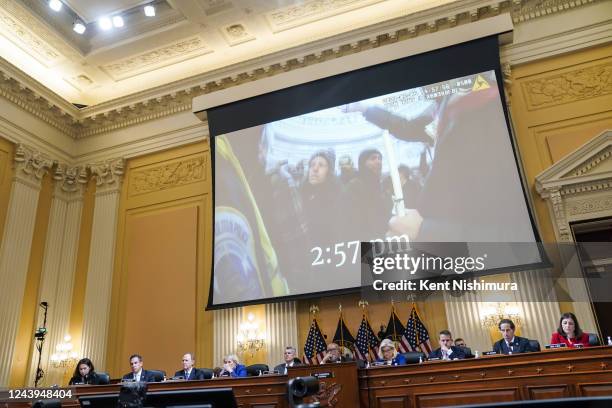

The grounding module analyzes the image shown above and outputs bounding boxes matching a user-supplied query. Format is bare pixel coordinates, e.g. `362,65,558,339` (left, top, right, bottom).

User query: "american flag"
355,314,380,361
303,319,327,365
401,304,432,353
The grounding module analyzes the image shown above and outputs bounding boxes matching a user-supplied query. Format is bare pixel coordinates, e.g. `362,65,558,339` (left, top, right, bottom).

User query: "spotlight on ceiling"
144,5,156,17
48,0,62,12
73,21,86,34
112,16,124,28
98,17,112,31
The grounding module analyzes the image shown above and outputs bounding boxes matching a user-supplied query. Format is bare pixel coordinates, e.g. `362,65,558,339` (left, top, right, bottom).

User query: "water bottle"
607,336,612,346
366,361,370,369
418,355,423,364
474,350,480,359
258,370,262,376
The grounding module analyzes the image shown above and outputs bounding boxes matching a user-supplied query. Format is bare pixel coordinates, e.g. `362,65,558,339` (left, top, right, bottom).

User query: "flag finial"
310,305,319,315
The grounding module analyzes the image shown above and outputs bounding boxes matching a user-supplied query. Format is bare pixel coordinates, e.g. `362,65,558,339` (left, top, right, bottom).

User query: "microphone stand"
34,302,48,388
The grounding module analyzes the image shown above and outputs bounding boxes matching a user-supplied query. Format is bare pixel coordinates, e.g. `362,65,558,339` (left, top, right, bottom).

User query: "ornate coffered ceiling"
0,0,609,141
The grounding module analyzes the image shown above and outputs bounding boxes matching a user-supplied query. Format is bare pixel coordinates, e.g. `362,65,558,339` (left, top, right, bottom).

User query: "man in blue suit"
121,354,158,382
493,319,536,354
429,330,466,360
174,353,205,380
220,354,247,378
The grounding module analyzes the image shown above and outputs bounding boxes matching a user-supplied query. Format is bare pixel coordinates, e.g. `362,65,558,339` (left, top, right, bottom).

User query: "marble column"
265,301,298,368
25,164,88,386
0,144,53,387
79,159,124,372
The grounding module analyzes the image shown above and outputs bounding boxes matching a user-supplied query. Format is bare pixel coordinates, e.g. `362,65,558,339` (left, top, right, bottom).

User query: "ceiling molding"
0,0,83,62
0,0,607,142
100,35,212,80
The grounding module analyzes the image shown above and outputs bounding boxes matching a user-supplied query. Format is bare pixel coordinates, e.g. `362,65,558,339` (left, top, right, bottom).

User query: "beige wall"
106,140,212,378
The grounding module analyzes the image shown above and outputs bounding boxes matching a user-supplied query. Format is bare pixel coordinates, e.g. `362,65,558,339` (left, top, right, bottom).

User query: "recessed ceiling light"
144,5,156,17
112,16,124,28
48,0,62,12
98,17,112,30
73,21,86,34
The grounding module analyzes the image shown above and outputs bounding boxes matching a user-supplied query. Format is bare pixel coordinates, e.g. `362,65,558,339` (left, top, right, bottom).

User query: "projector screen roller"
211,70,538,307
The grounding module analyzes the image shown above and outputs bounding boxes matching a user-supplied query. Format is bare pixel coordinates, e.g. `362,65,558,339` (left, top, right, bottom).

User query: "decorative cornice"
13,143,53,187
568,146,611,177
0,0,606,142
0,72,78,137
560,178,612,197
89,158,125,195
511,0,598,24
75,90,197,139
521,61,612,110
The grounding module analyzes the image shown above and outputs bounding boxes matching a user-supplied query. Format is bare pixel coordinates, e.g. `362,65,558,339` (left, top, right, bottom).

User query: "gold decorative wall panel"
511,43,612,243
521,60,612,110
128,154,207,197
107,140,212,377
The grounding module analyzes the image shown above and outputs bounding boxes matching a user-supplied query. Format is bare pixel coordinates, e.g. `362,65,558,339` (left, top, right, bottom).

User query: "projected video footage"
213,70,538,305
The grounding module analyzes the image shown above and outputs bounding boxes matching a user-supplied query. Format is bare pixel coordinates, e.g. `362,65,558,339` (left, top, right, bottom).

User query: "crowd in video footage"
214,71,534,302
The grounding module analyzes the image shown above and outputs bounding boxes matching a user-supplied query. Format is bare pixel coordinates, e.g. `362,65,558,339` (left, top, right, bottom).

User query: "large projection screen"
205,36,541,309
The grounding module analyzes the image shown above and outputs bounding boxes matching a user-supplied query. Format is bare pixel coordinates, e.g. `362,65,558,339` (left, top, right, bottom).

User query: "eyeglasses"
327,348,338,352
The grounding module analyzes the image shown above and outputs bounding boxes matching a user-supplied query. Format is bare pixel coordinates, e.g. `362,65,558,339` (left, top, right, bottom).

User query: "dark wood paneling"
527,385,570,399
577,382,612,397
415,388,519,408
377,395,411,408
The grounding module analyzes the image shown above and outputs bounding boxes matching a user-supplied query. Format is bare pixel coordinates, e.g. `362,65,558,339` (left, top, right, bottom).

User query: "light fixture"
50,334,78,369
236,313,266,356
98,17,112,30
481,303,522,328
48,0,62,12
112,16,124,28
144,5,156,17
73,21,86,34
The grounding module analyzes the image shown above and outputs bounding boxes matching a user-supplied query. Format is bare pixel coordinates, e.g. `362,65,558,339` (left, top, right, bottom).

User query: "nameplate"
545,343,567,349
428,358,441,361
483,351,498,356
574,343,584,349
311,372,333,379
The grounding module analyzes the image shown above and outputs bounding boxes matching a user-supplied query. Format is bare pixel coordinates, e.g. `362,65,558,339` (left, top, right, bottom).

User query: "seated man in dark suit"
320,343,353,364
429,330,466,360
121,354,157,382
174,353,204,380
493,319,536,354
273,346,303,374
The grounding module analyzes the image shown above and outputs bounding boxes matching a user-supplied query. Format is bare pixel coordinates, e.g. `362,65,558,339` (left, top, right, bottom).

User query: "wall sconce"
236,313,265,356
50,334,78,368
481,303,522,328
